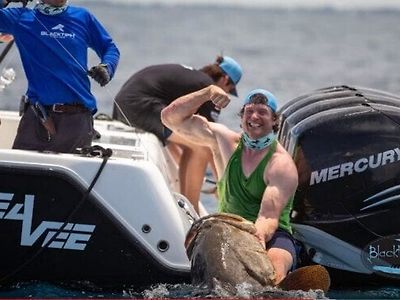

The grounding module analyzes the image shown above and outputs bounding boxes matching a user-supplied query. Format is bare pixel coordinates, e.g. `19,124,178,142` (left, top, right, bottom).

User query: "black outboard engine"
279,85,400,283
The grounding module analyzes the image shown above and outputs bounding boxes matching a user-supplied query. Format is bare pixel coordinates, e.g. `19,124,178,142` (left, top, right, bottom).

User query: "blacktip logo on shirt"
361,234,400,279
52,24,65,32
41,23,76,39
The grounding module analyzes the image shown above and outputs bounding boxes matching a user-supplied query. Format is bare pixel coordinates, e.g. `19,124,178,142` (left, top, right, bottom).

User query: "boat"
1,81,400,289
280,85,400,284
0,36,205,290
0,110,196,289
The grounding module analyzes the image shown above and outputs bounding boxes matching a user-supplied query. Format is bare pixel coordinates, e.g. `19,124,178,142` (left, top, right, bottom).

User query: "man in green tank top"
161,85,298,284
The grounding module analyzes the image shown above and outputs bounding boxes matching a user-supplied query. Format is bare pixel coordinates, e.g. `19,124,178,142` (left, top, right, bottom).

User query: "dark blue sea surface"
1,281,400,299
1,1,400,299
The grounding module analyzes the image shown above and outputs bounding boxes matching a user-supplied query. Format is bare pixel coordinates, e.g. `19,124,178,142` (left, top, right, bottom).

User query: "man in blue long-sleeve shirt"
0,0,120,153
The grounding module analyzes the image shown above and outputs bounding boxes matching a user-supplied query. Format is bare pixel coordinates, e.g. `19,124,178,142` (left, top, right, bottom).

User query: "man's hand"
254,217,277,249
88,64,110,87
208,85,230,109
4,0,32,8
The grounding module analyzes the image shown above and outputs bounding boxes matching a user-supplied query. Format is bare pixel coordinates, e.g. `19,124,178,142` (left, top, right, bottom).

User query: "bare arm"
254,145,298,245
161,85,239,178
161,85,229,147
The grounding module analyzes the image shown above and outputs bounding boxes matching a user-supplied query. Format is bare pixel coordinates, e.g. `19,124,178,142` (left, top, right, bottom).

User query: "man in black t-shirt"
112,56,242,213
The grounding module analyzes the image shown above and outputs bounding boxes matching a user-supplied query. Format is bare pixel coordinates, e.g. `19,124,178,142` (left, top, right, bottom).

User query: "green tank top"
217,139,293,234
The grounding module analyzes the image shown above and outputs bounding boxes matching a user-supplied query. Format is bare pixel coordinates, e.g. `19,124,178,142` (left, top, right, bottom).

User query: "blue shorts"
266,229,298,271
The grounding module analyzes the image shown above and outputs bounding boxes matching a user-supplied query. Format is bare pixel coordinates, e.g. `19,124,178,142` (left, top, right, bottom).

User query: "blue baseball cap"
219,56,243,96
243,89,278,112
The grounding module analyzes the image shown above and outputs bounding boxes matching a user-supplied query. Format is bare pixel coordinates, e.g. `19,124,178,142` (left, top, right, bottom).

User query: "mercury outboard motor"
279,86,400,283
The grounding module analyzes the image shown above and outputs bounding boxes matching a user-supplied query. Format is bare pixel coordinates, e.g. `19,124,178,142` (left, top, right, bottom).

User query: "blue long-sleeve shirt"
0,5,120,112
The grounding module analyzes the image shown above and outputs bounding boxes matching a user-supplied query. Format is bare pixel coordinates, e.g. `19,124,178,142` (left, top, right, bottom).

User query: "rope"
0,146,112,284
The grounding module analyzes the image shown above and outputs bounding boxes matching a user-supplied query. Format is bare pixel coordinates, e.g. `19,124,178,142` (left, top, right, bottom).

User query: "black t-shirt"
112,64,220,124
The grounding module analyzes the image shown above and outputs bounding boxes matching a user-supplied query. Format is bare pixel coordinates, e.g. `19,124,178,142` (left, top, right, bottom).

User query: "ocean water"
2,0,400,131
1,1,400,299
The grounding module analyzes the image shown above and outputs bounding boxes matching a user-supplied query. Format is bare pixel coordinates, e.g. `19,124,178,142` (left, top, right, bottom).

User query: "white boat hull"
0,111,197,288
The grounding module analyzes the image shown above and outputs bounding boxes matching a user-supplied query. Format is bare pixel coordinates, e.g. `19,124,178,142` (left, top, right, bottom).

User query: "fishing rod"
27,2,148,143
1,2,136,138
0,3,121,283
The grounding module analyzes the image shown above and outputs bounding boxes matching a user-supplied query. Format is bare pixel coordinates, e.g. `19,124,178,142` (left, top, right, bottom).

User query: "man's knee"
267,248,294,284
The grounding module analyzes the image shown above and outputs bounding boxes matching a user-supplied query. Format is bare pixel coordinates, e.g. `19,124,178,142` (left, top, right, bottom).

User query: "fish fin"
278,265,331,293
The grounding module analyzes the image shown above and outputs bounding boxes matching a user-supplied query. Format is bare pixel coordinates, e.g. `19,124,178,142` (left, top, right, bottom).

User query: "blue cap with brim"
243,89,278,112
219,56,243,96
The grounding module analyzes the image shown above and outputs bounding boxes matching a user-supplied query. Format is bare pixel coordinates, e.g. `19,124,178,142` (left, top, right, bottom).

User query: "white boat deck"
0,110,198,271
0,110,212,214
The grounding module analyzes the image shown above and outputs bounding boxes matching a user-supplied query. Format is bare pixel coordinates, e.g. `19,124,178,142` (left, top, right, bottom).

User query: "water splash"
141,283,170,298
136,282,328,299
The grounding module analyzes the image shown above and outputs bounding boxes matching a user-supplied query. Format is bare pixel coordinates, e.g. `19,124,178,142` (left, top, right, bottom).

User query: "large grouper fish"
185,213,330,294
